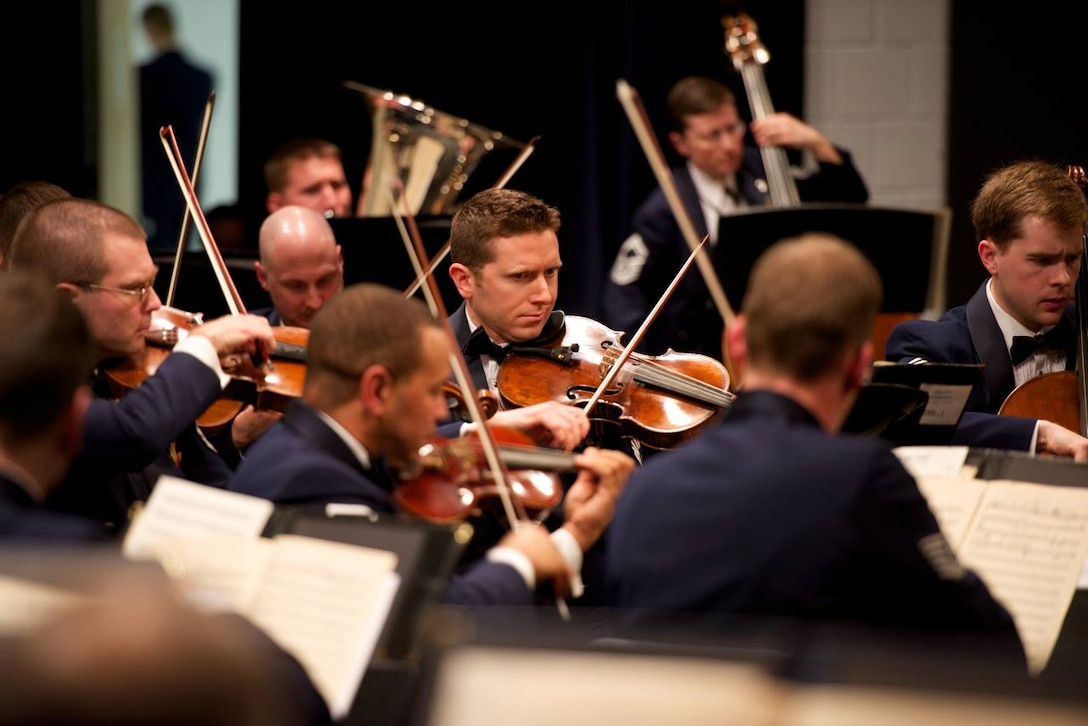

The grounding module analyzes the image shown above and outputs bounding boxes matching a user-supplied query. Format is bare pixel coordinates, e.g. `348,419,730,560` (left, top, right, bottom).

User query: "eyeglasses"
690,121,747,144
74,281,155,302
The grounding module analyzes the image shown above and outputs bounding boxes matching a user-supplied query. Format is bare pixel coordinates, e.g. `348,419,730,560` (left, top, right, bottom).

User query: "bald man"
253,206,344,328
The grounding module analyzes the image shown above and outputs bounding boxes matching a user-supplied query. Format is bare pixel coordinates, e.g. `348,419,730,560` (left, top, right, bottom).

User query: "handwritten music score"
915,475,1088,675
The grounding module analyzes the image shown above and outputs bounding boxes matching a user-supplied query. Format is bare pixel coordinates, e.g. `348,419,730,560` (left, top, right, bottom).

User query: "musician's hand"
1037,420,1088,462
495,522,572,598
189,314,276,360
749,112,843,164
231,405,282,451
561,446,636,551
489,402,589,451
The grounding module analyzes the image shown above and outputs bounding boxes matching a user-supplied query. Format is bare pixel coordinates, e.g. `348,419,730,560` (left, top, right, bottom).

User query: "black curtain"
238,0,803,321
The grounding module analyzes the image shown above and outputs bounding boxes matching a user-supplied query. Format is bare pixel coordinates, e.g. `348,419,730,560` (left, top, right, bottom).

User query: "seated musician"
602,75,869,360
227,283,633,607
9,198,276,529
441,188,594,451
886,160,1088,459
0,271,112,541
264,137,353,219
604,233,1024,665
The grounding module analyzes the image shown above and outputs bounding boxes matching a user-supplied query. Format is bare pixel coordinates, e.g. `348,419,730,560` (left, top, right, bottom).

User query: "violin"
393,425,573,524
101,305,309,432
496,315,734,451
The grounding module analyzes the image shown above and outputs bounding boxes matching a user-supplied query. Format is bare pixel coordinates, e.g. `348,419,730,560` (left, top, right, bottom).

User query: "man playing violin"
604,234,1024,664
886,160,1088,459
602,75,869,360
443,188,594,452
227,283,633,607
9,197,277,529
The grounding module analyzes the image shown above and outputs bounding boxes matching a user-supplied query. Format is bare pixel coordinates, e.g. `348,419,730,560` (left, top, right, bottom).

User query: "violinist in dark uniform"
227,283,632,607
441,188,599,451
602,75,868,359
605,234,1024,664
886,160,1088,459
9,198,276,529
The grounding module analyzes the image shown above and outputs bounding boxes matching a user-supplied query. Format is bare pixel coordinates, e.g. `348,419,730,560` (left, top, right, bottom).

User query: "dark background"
4,1,1087,321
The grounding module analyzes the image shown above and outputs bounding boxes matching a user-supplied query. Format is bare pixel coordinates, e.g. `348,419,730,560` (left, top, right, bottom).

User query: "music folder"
842,362,983,445
714,203,949,315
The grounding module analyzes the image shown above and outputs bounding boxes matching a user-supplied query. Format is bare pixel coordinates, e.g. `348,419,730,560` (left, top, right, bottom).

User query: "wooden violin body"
496,316,733,451
102,306,309,431
393,426,571,523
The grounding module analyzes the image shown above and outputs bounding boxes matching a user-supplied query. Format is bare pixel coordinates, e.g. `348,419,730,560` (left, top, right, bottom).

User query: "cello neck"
723,11,801,207
1066,165,1088,435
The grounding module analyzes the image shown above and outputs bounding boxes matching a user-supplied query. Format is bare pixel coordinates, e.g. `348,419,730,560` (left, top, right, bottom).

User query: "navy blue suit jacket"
885,282,1077,451
0,475,115,543
139,51,213,252
45,352,234,528
601,149,869,358
604,390,1022,656
227,400,535,607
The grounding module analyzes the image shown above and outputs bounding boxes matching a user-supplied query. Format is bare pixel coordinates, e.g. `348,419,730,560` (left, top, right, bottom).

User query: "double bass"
722,9,801,207
998,165,1088,435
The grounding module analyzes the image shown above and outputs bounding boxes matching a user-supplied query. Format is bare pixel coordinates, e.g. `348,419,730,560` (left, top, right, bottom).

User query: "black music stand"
842,362,983,445
329,216,463,313
715,203,950,315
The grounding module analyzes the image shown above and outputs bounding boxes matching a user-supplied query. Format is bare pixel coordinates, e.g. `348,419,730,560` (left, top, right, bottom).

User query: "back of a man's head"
0,270,94,447
742,233,882,381
0,577,302,726
0,181,71,269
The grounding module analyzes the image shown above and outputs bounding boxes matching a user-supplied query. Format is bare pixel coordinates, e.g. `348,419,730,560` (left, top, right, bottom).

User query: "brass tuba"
345,81,526,217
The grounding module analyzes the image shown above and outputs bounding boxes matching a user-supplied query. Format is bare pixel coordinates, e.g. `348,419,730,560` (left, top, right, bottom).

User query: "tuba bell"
345,81,526,217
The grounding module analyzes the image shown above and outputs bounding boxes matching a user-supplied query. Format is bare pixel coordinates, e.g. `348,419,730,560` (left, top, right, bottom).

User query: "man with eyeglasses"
9,197,277,530
601,75,869,361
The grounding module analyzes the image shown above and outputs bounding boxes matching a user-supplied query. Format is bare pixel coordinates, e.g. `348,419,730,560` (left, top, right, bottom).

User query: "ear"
254,261,270,291
668,130,688,158
54,282,81,302
448,263,475,299
358,364,393,414
335,245,344,270
846,341,875,393
978,238,1000,275
59,385,92,458
725,316,748,374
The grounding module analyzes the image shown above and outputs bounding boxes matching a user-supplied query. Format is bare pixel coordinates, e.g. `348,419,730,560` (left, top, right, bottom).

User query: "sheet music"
913,475,987,550
242,535,400,720
122,475,274,559
894,446,970,479
954,480,1088,675
917,383,973,426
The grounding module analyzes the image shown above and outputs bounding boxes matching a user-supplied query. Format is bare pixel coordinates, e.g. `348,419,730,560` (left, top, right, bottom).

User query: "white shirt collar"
315,408,373,470
985,278,1055,351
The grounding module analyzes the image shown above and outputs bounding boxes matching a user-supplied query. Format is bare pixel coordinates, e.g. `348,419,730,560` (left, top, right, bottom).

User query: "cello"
997,166,1088,434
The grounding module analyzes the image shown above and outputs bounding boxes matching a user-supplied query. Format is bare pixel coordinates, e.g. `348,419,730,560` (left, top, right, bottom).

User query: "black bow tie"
1010,327,1068,365
463,329,510,362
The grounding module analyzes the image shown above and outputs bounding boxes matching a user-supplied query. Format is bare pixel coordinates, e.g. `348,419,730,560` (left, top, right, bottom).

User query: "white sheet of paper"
123,475,274,560
893,446,970,479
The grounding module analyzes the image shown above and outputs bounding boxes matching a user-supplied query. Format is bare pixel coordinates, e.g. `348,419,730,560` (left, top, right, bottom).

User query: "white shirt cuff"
486,546,535,590
174,335,230,389
1029,420,1041,456
551,527,585,599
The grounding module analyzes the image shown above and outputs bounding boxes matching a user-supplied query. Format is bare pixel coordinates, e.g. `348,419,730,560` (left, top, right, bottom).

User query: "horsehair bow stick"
160,124,245,316
403,135,540,298
387,180,524,530
166,91,216,308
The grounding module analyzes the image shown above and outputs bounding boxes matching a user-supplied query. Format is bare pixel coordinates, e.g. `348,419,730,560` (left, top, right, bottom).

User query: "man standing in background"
138,3,214,253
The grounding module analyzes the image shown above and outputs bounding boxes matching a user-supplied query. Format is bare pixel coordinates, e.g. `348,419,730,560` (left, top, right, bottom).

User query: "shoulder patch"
918,532,967,581
609,234,649,286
